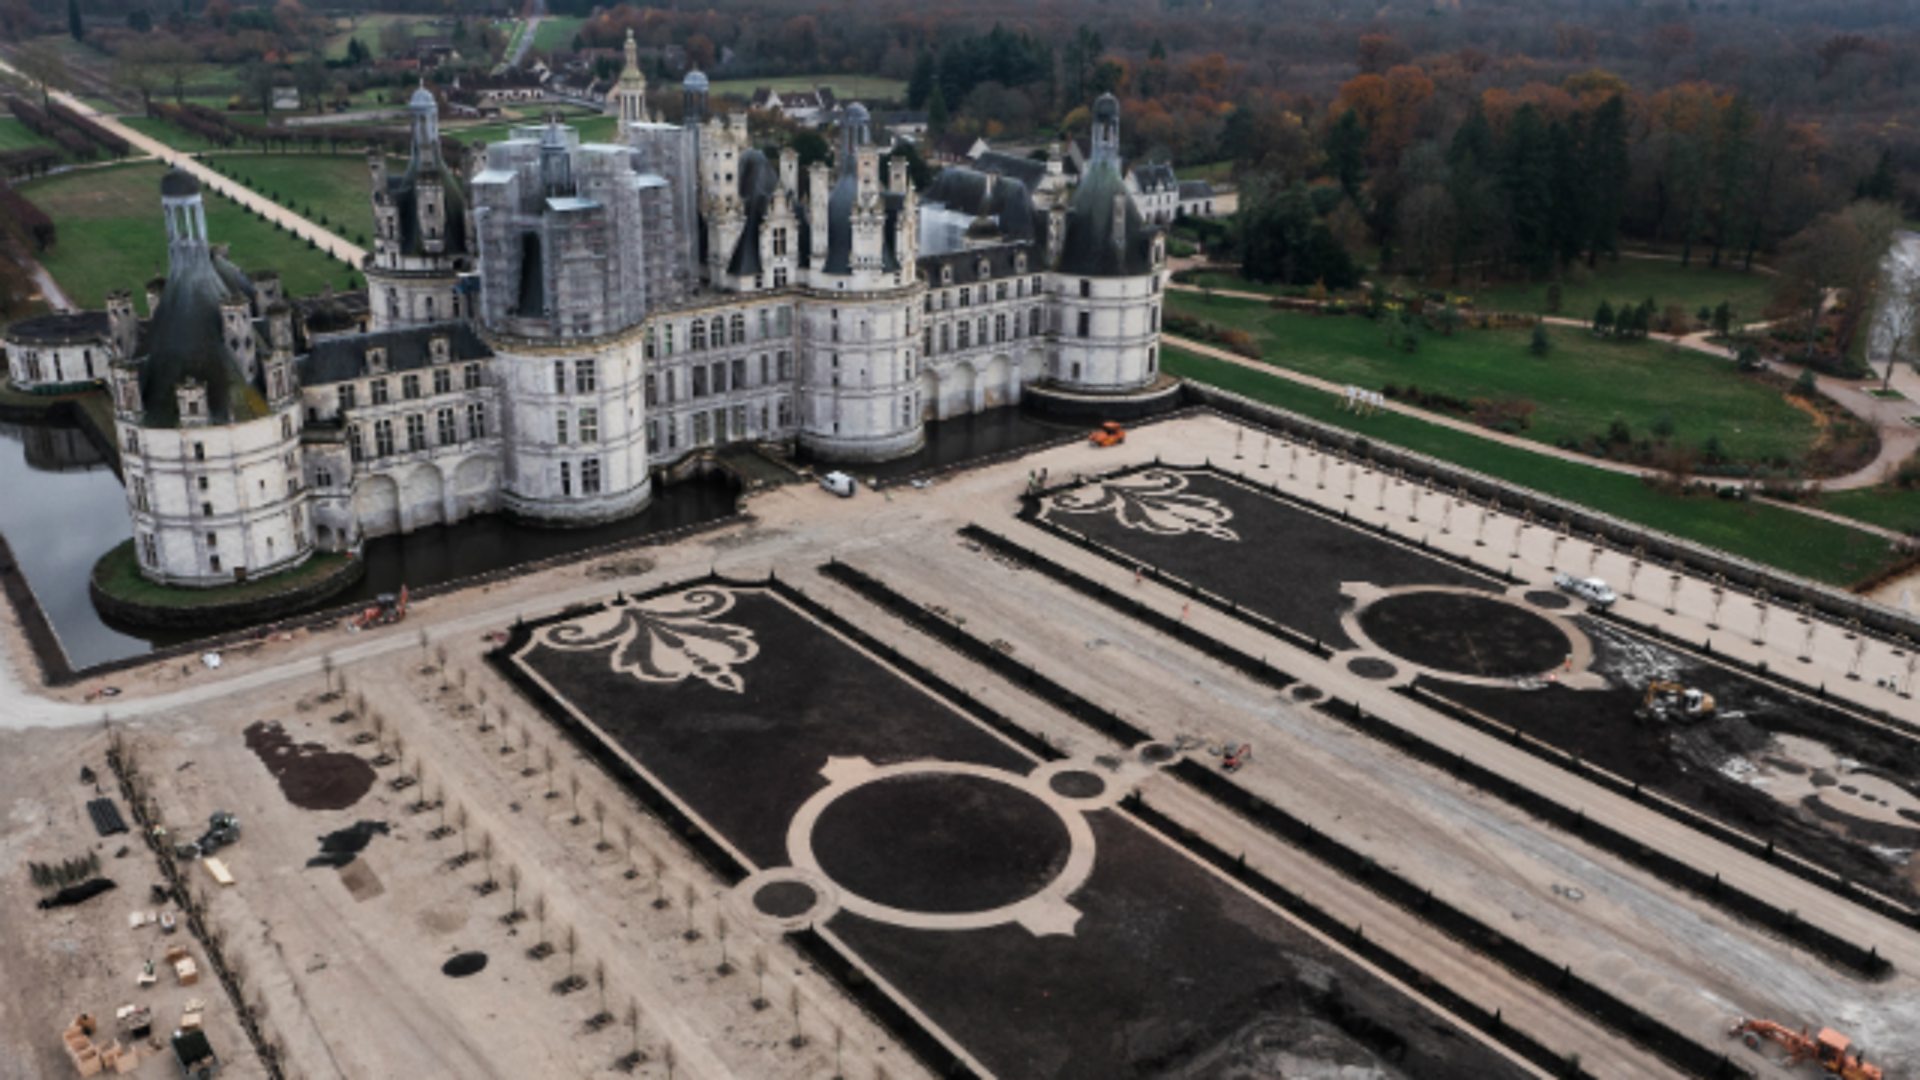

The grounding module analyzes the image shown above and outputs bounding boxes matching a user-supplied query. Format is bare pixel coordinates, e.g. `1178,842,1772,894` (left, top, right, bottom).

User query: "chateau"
4,45,1167,589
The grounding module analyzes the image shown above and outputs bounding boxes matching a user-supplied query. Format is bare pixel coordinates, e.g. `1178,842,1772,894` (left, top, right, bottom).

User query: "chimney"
105,290,137,361
221,296,257,381
888,155,908,195
366,145,386,192
779,147,798,193
175,378,209,427
807,161,831,262
1046,205,1066,269
267,302,294,356
145,277,166,316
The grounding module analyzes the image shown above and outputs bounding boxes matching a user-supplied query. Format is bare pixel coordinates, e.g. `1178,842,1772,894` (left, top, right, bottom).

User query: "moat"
0,406,1081,672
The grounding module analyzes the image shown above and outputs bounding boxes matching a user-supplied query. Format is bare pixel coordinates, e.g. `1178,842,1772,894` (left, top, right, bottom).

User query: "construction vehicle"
1089,421,1126,448
1640,679,1716,722
172,812,239,861
351,585,408,630
1730,1018,1882,1080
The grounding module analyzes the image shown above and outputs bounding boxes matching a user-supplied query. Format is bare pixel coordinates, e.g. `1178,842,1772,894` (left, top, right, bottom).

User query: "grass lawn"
20,162,357,312
1464,258,1778,325
1820,487,1920,538
709,74,908,103
1177,271,1321,297
1163,346,1901,587
531,15,585,54
93,539,356,609
116,115,225,154
1179,159,1235,183
206,152,389,244
1168,293,1818,467
0,117,61,154
325,14,440,61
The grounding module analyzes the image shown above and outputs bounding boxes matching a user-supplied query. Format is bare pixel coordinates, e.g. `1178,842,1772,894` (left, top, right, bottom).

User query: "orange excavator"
350,585,408,631
1730,1019,1882,1080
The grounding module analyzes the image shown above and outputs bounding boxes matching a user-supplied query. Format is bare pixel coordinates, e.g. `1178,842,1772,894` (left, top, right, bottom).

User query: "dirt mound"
38,877,116,909
308,821,390,869
442,951,488,978
245,721,376,811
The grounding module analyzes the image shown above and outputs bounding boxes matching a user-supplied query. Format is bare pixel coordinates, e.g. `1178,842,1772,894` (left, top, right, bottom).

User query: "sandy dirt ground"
2,412,1916,1079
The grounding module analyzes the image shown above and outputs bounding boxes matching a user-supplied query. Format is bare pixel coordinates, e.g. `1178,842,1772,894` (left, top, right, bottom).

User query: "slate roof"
724,149,779,278
1056,160,1156,277
3,310,111,345
972,150,1048,190
1179,179,1215,199
917,241,1037,286
1132,162,1177,194
137,247,267,428
296,321,492,386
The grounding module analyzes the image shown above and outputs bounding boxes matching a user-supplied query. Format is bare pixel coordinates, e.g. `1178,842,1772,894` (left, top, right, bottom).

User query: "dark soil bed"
1358,592,1570,678
244,721,376,811
307,820,390,869
442,951,487,977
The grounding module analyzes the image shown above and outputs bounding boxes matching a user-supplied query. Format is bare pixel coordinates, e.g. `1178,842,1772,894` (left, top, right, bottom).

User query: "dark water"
812,406,1080,483
0,421,147,670
3,406,1065,674
0,417,740,672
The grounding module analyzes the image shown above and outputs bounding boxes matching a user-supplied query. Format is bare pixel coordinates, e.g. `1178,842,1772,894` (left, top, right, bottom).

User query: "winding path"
1170,277,1918,496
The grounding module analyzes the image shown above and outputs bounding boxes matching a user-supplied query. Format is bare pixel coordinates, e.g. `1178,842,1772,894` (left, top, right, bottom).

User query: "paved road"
0,55,367,267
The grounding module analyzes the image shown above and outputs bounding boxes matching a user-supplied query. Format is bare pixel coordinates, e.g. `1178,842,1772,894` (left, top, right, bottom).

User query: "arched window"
730,313,746,344
710,317,726,349
690,320,707,351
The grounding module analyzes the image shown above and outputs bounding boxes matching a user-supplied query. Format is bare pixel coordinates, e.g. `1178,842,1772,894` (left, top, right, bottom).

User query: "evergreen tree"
1325,109,1367,205
1709,96,1754,268
1547,114,1586,268
1859,147,1898,202
1594,300,1615,336
1446,104,1497,281
1500,105,1556,277
68,0,83,41
1531,323,1552,356
1582,95,1629,266
907,51,936,110
925,84,948,136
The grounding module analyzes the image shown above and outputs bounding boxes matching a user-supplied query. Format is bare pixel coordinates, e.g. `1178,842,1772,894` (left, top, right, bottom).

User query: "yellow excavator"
1640,679,1715,722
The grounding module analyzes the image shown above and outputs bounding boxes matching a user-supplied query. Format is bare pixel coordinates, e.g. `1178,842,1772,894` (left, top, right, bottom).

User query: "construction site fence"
818,556,1750,1080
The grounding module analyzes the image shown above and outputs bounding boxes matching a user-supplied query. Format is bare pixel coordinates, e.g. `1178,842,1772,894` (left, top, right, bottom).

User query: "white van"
819,471,857,498
1554,572,1616,608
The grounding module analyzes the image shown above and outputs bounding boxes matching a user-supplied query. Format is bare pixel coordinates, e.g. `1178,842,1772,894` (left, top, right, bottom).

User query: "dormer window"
429,336,450,364
367,346,388,373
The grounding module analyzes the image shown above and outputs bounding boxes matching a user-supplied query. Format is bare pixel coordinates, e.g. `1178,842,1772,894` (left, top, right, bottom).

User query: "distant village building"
1177,179,1218,219
749,86,836,126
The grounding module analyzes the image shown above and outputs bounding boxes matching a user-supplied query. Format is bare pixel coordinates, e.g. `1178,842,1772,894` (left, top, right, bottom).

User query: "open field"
208,153,387,245
323,13,451,61
1162,345,1901,587
1822,484,1920,538
709,74,907,102
530,15,586,55
1464,258,1780,324
18,161,355,311
0,116,60,154
1168,293,1822,467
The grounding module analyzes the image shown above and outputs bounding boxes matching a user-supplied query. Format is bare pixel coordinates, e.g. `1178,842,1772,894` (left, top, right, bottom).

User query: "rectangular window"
132,477,148,512
731,358,746,390
1030,307,1042,335
464,363,483,390
370,379,390,405
773,267,788,287
579,406,598,443
350,426,366,461
995,314,1007,343
645,374,657,405
140,533,156,566
777,397,793,426
209,554,221,574
193,442,205,462
777,351,793,380
433,367,452,395
374,419,394,457
1079,279,1091,298
575,359,597,393
581,457,602,495
731,314,746,344
197,475,209,491
996,282,1008,301
759,355,769,384
553,359,568,394
124,429,139,455
559,461,572,496
940,324,950,353
959,289,971,309
957,322,970,350
402,374,421,400
437,407,457,445
466,402,487,440
337,384,356,411
712,361,726,394
647,419,659,453
555,410,569,445
406,413,427,452
316,467,333,488
1077,311,1090,338
691,320,707,351
201,502,213,518
692,366,708,398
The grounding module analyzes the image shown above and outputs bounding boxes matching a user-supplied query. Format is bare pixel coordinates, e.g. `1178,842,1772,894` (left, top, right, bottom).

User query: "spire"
408,79,441,174
624,28,638,71
1090,92,1121,168
611,27,649,125
159,167,208,273
682,68,709,128
839,102,870,178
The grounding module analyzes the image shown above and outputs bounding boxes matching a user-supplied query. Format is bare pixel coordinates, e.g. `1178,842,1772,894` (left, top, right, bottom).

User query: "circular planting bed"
1289,684,1324,702
1358,591,1571,679
812,773,1071,915
1049,770,1107,799
752,880,819,919
442,951,488,978
1137,742,1176,765
1524,590,1573,610
1345,656,1398,680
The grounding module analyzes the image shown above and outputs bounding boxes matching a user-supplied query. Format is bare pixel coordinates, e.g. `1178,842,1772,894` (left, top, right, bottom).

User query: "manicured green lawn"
20,162,357,312
1177,271,1315,297
116,115,225,154
325,14,442,61
93,539,356,608
1167,294,1819,467
1820,486,1920,538
1163,346,1902,587
0,117,60,153
531,15,585,54
1465,258,1778,325
206,153,391,243
709,74,908,102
